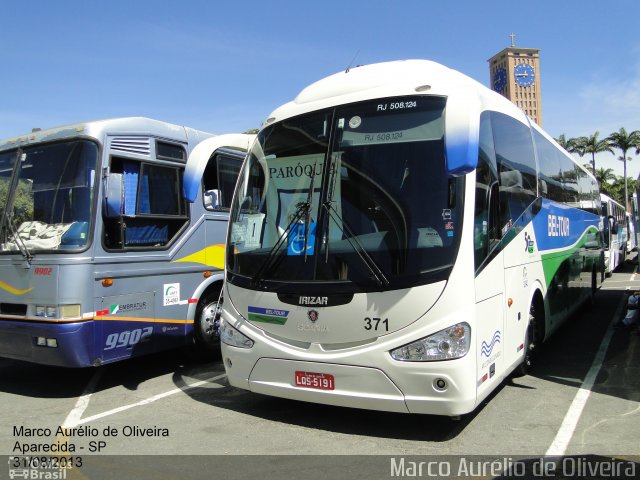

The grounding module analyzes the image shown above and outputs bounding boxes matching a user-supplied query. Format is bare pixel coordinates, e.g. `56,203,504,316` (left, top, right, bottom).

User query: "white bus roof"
0,117,213,151
265,59,529,129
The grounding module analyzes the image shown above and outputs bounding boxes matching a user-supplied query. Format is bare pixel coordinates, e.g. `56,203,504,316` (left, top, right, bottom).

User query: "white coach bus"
212,60,604,416
600,193,627,274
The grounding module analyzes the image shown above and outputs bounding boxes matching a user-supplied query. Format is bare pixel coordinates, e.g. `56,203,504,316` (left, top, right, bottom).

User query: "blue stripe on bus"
532,199,600,252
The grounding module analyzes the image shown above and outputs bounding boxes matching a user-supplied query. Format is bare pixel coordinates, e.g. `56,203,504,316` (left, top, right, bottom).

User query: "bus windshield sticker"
348,116,361,129
416,228,443,248
230,222,247,244
245,214,265,249
287,222,316,256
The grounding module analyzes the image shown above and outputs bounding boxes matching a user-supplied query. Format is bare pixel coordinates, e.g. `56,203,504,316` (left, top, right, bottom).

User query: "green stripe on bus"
248,313,288,325
540,226,600,289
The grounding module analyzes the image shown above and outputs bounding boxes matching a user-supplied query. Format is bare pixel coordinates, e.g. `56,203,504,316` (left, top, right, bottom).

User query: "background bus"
626,212,636,253
0,117,253,367
216,60,604,416
601,193,627,275
630,192,640,255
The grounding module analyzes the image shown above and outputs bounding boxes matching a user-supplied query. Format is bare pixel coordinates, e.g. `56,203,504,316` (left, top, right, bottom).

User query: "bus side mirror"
204,189,221,210
104,173,124,218
445,92,479,176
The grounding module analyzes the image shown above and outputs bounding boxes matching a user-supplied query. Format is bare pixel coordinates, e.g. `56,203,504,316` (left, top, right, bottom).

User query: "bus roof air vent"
110,136,151,156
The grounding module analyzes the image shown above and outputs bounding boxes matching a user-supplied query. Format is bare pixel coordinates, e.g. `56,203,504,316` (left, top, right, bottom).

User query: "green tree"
607,128,640,210
595,167,617,187
555,134,573,151
594,168,621,201
570,136,587,157
574,132,614,176
609,175,638,206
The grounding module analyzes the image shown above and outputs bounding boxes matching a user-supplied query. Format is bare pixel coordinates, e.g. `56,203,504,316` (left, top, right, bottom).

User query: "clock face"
493,67,507,92
514,63,535,87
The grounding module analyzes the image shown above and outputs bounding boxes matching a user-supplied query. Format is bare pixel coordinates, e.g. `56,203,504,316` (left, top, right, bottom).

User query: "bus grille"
0,303,27,316
110,136,151,155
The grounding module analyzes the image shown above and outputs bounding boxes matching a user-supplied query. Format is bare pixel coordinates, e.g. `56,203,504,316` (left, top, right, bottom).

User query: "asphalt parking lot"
1,259,639,479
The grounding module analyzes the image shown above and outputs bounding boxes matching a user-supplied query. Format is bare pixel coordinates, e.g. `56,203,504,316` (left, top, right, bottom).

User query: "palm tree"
555,134,573,151
579,132,614,176
595,167,616,186
594,167,617,199
569,137,589,174
607,128,640,210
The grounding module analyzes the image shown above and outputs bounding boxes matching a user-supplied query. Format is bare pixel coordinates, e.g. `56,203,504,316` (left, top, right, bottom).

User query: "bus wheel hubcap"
200,302,221,340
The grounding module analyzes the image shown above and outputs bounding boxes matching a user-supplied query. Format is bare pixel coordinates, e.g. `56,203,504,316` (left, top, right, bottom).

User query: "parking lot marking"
62,369,104,427
545,293,625,456
74,373,227,426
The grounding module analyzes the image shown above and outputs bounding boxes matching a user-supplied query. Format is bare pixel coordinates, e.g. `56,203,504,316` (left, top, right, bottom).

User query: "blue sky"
2,0,639,177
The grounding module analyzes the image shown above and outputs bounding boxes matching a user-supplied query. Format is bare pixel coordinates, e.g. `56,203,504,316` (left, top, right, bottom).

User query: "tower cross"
509,32,516,47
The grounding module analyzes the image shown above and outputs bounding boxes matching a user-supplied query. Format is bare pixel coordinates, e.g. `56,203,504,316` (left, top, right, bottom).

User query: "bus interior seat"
499,170,523,192
539,178,548,196
124,221,169,246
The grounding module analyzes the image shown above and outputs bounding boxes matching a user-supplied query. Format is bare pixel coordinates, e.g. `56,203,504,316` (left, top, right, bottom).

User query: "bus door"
473,130,505,396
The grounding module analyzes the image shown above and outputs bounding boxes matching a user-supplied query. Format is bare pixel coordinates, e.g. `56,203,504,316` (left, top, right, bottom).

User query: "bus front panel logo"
299,296,328,306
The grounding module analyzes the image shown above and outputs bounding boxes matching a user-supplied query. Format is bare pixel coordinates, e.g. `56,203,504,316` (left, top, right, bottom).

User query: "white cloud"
579,46,640,116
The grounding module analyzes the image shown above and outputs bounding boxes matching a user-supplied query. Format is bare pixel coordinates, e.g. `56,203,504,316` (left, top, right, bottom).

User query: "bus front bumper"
222,345,478,417
0,319,96,368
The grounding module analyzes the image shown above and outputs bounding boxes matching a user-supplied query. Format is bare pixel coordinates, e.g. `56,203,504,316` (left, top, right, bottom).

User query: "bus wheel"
194,286,223,358
514,303,537,377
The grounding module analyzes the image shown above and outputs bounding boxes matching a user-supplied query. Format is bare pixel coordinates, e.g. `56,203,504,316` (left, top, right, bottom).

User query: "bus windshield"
227,96,464,292
0,140,98,254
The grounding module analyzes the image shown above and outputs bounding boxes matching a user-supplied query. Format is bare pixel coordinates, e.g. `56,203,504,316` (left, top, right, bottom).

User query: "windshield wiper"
250,201,311,288
251,152,324,287
302,156,321,262
314,152,389,289
4,216,32,263
322,201,390,289
0,149,33,264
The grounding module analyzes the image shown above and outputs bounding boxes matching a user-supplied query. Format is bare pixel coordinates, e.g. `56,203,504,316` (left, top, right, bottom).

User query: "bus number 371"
364,317,389,331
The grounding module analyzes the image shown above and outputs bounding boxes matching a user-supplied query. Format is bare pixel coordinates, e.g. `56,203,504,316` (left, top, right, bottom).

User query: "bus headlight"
35,305,58,318
390,322,471,361
220,319,254,349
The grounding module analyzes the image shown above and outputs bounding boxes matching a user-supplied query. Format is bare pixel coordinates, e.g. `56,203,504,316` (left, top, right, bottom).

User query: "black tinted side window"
103,158,188,250
490,112,537,227
202,153,242,210
474,112,500,270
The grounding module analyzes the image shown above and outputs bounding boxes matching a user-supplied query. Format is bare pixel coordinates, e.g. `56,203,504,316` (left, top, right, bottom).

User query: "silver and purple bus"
0,117,252,367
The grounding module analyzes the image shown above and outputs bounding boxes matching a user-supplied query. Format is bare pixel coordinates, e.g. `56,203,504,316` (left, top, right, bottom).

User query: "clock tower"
488,34,543,126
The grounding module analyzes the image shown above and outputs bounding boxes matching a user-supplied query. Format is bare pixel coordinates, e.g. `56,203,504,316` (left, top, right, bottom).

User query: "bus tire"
193,285,223,358
514,302,538,377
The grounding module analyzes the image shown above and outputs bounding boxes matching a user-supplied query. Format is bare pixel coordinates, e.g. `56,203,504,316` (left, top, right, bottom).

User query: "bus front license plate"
294,371,335,390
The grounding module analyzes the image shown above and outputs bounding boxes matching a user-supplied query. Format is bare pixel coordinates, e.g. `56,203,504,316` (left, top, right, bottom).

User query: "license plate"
294,371,335,390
